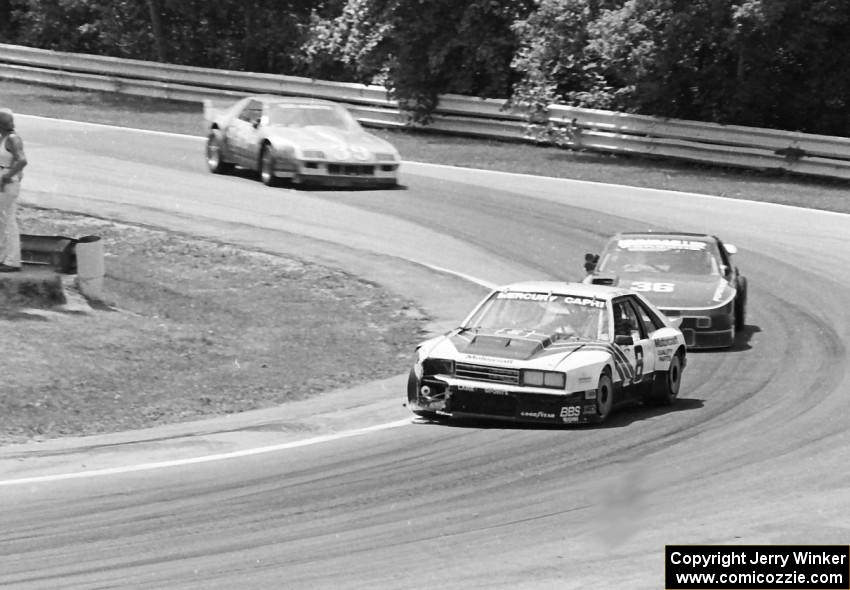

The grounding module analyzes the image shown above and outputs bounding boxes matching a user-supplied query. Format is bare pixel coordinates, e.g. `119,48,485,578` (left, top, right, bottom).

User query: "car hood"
424,329,613,371
265,126,395,155
616,274,735,308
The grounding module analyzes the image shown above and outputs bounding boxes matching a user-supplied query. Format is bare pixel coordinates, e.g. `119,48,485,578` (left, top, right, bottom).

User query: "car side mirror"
724,244,737,256
614,334,634,346
584,253,599,273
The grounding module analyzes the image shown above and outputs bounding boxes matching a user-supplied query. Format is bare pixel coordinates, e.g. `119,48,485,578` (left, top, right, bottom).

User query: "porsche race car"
204,95,401,188
407,282,687,425
584,232,747,349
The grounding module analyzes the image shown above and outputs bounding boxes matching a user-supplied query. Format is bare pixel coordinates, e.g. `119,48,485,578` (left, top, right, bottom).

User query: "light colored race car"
407,281,687,425
583,231,747,349
204,95,401,188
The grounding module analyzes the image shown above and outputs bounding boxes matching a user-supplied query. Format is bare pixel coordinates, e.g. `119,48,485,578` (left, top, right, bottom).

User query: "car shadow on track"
414,397,705,432
729,323,760,351
299,183,408,192
213,167,407,191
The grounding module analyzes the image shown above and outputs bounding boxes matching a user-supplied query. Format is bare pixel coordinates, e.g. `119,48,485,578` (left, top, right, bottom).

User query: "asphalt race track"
1,117,848,589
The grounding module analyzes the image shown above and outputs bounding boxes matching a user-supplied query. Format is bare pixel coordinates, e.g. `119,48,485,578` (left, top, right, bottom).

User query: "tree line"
2,0,849,136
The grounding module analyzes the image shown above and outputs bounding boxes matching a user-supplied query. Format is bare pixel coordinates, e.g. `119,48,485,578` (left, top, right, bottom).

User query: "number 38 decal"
631,281,675,293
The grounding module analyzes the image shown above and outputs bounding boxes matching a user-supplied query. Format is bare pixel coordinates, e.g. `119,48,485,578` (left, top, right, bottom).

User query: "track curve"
1,117,848,589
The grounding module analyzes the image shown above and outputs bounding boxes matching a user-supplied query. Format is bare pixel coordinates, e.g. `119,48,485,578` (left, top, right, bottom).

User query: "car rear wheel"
735,297,746,331
206,131,233,174
594,373,614,423
647,351,683,406
260,145,279,187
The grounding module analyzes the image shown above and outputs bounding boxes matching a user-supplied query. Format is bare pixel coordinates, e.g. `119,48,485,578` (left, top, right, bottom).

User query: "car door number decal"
631,282,675,292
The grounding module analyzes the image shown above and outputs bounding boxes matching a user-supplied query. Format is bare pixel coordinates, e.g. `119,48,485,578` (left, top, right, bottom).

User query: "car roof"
609,231,717,242
249,94,339,107
495,281,633,301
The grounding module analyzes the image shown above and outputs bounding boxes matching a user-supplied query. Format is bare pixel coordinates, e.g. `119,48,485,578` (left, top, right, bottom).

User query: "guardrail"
3,43,850,180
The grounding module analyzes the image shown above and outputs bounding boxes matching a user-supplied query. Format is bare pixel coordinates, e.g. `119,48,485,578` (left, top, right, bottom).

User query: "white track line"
0,419,413,486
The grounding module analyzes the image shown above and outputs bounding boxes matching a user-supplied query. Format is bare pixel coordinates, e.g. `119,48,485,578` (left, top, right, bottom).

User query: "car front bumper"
410,379,600,425
274,160,399,187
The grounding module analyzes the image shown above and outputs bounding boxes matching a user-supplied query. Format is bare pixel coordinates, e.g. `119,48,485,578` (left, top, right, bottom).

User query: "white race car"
407,281,687,424
204,95,401,188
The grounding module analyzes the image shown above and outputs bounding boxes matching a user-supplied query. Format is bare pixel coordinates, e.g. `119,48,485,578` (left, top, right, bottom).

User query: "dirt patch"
0,206,429,445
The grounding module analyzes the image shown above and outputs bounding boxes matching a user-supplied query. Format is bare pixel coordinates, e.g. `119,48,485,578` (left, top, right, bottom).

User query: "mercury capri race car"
407,281,687,425
583,232,747,349
204,95,401,188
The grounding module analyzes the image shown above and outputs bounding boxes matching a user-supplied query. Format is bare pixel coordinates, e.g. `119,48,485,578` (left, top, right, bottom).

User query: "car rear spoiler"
202,99,228,124
584,252,620,285
588,272,620,286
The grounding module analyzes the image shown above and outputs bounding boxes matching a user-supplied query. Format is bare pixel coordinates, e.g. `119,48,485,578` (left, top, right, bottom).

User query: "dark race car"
583,232,747,349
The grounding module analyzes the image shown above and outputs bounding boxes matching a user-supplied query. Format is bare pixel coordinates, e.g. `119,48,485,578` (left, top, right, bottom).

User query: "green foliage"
509,0,618,144
300,0,534,122
299,0,393,84
9,0,106,53
728,0,850,133
5,0,850,134
4,0,321,73
152,0,319,72
511,0,850,134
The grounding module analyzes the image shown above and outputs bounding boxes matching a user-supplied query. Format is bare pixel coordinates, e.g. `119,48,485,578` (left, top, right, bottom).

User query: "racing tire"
734,281,747,331
647,351,683,406
206,131,233,174
260,145,279,187
407,368,437,421
593,372,614,423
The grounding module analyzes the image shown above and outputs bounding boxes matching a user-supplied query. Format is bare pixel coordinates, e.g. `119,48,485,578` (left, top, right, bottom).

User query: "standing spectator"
0,108,27,272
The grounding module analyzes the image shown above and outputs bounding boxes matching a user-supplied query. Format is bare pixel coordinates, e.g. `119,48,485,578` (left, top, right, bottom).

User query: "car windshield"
599,238,720,276
267,104,361,131
464,292,609,340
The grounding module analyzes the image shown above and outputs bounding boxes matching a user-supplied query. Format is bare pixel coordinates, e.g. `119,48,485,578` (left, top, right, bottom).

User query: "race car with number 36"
407,281,687,425
583,232,747,349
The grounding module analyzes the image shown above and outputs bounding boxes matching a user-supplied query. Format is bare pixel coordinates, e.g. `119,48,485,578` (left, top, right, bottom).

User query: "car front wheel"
647,351,683,406
260,145,279,187
407,368,437,420
206,131,233,174
594,372,614,423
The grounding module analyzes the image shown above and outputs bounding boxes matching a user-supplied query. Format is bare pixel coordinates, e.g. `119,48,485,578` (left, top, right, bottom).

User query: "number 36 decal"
631,281,675,293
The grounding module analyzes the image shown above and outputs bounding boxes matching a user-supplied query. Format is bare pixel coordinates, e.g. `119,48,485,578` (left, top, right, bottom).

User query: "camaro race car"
407,281,687,425
204,95,401,187
583,231,747,349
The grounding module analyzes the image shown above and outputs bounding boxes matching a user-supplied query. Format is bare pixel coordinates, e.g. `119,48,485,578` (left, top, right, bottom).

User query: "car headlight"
422,358,454,377
521,370,566,389
302,150,326,159
375,153,397,162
